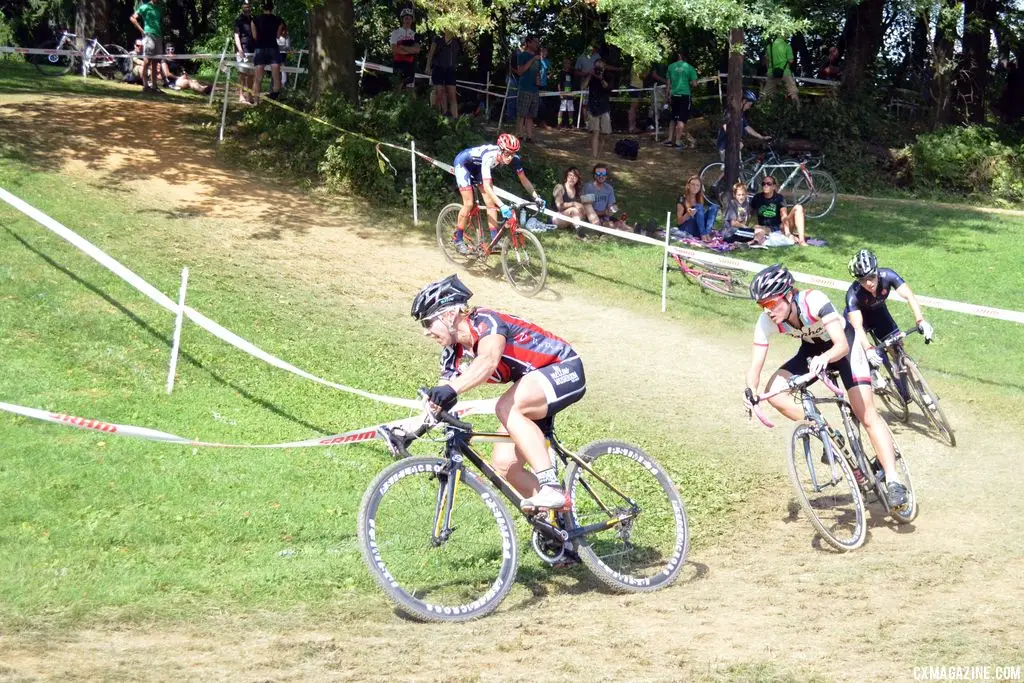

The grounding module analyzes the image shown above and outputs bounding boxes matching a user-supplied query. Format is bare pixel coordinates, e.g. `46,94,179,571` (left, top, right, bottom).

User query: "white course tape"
0,46,304,60
0,186,496,412
0,398,496,449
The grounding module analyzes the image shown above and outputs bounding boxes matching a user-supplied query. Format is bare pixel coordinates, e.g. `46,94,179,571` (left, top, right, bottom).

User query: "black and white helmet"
749,263,794,301
848,249,878,278
411,274,473,321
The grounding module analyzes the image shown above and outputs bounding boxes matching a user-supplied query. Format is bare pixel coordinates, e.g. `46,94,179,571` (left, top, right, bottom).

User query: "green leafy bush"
909,126,1024,203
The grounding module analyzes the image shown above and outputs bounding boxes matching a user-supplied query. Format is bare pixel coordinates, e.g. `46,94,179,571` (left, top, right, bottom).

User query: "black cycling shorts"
778,327,871,391
531,356,586,436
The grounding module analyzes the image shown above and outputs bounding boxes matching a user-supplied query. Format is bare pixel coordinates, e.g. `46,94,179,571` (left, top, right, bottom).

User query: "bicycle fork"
430,456,464,546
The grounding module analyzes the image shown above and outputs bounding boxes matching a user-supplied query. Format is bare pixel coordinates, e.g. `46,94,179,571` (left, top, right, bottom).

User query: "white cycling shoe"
871,371,888,391
521,485,570,512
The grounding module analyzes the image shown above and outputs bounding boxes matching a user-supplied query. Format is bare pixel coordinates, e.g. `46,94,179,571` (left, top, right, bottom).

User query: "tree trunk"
724,28,744,193
75,0,109,48
932,0,961,126
310,0,356,104
961,0,995,123
477,0,493,86
165,0,188,49
839,0,885,94
791,33,812,78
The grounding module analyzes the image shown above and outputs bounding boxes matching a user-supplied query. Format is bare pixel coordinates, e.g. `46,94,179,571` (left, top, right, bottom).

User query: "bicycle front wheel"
904,358,956,447
698,162,726,204
500,228,547,297
436,202,482,267
565,440,689,592
94,44,129,80
787,425,867,552
792,169,837,219
357,457,519,623
880,425,918,524
32,40,75,77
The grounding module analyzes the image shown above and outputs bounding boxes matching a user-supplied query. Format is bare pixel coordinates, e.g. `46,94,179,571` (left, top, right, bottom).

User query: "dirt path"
2,95,1022,682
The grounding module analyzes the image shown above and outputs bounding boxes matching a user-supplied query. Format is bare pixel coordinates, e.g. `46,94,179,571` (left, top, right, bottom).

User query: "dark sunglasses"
595,171,608,177
762,180,774,186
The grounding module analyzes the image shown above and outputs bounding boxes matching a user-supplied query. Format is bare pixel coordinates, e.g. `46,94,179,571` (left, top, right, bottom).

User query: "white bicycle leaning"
31,30,131,80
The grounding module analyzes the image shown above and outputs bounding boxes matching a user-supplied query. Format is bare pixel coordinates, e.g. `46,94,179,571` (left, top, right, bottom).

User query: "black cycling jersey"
844,268,905,314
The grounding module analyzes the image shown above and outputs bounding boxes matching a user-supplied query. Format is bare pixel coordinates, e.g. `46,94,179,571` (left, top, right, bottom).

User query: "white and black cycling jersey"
754,289,843,347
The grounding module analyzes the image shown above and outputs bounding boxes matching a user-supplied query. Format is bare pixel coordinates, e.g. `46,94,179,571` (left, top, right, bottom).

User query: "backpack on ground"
614,138,640,160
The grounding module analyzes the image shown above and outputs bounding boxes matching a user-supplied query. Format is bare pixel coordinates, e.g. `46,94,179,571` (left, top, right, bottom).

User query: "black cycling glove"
425,384,458,411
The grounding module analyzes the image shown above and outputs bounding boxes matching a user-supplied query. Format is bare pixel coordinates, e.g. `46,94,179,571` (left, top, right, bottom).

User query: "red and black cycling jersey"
844,268,905,315
439,308,576,384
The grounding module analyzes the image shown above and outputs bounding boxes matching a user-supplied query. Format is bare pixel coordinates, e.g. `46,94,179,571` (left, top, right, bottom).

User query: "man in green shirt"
663,49,698,149
130,0,163,93
764,35,799,103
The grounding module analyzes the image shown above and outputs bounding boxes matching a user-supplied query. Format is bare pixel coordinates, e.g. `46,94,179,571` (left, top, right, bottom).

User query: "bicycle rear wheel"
787,424,867,552
436,202,483,267
904,358,956,447
93,44,129,80
565,440,689,592
792,169,837,219
500,228,547,297
357,457,519,623
692,261,750,298
698,162,726,204
32,40,75,77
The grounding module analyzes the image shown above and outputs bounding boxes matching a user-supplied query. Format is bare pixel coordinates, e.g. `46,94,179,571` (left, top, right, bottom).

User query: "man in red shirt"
389,8,420,92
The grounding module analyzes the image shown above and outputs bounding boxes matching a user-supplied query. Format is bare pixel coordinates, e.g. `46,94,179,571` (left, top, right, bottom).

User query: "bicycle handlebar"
748,371,844,429
879,325,923,349
376,390,475,459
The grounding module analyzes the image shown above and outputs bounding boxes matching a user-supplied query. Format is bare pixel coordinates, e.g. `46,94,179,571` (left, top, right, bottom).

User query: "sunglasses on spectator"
757,295,788,313
594,171,608,177
762,180,775,187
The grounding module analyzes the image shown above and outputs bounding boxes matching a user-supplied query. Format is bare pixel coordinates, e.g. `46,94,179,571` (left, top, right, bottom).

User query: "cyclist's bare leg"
455,186,475,241
481,195,500,239
494,375,554,496
764,369,804,421
491,443,540,498
847,385,898,479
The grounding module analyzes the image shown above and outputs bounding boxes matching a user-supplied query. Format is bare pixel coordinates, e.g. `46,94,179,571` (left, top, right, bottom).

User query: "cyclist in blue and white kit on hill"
845,249,934,399
743,264,909,508
452,133,545,254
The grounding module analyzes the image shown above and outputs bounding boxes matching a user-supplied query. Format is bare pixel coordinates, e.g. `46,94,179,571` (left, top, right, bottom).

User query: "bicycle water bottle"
520,208,528,226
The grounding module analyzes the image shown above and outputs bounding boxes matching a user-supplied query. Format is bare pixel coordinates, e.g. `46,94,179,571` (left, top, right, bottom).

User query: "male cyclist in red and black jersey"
845,249,934,399
451,133,546,255
412,274,585,511
743,264,909,507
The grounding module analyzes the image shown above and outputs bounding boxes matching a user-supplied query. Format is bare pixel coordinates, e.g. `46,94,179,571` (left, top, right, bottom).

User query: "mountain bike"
870,325,955,447
359,396,689,622
750,371,917,552
31,30,130,80
670,252,750,298
436,195,547,297
699,147,837,219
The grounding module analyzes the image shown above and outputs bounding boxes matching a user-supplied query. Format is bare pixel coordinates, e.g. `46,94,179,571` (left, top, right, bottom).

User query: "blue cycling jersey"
453,145,525,187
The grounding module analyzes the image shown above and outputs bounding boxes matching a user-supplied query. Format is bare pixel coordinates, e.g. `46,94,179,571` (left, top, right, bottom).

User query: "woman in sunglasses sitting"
751,175,807,246
742,264,909,508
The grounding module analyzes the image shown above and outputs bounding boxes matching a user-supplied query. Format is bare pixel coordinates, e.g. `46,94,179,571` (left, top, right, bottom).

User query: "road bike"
870,326,956,447
358,396,690,622
699,146,837,219
670,252,750,298
751,371,917,552
31,30,130,80
436,194,547,297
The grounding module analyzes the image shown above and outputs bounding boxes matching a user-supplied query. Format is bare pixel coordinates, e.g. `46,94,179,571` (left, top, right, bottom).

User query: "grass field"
2,64,1023,680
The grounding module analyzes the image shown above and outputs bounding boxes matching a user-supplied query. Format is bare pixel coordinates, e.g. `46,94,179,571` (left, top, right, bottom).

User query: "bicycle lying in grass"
436,194,547,297
871,325,955,447
359,395,689,622
31,30,130,80
670,253,750,298
750,370,917,552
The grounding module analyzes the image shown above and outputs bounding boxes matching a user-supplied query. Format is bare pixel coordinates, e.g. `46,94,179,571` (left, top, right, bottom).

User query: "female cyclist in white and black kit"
743,264,909,507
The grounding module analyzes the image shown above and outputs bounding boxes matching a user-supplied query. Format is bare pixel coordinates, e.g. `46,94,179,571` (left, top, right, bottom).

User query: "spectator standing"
535,46,552,129
251,0,285,103
751,175,807,245
627,62,645,134
233,0,256,104
643,62,668,131
129,0,163,94
390,8,420,92
586,59,613,159
515,35,542,141
574,43,601,121
663,49,698,148
426,30,461,116
160,44,213,94
582,164,627,231
765,35,799,103
676,174,719,239
557,57,576,128
817,46,841,81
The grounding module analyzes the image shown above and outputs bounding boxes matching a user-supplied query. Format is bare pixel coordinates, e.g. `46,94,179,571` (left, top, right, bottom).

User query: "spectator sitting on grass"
123,39,146,84
160,44,213,94
582,163,628,234
553,166,599,230
721,182,766,244
675,174,719,240
751,175,807,246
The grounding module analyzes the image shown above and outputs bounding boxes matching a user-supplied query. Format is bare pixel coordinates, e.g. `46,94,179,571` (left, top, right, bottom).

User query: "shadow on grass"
8,228,332,435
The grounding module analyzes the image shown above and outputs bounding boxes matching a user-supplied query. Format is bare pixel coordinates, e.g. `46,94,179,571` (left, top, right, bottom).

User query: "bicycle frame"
463,197,534,256
672,254,736,287
746,159,808,194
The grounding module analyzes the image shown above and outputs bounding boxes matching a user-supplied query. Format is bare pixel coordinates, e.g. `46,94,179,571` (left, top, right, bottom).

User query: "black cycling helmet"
411,274,473,321
742,89,758,103
848,249,878,278
749,263,794,301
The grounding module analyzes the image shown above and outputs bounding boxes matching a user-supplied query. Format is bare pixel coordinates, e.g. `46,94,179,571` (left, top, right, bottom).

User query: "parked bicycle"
436,194,547,297
871,325,955,447
751,370,917,552
670,252,749,298
700,146,837,219
31,30,130,80
358,395,690,622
